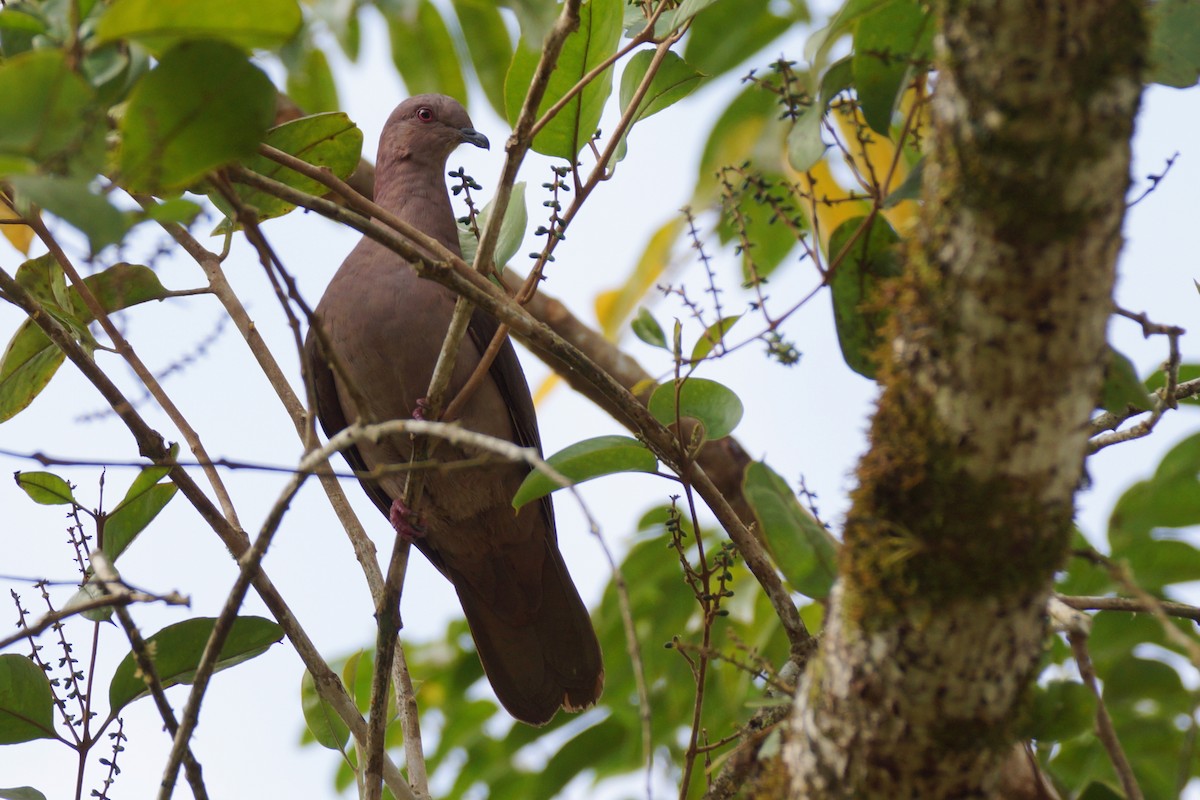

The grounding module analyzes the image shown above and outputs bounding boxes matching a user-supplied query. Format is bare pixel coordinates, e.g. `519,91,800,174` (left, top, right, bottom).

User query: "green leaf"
743,462,838,598
619,50,704,124
8,175,131,254
512,435,658,508
450,0,515,116
1108,432,1200,591
631,307,668,349
827,215,902,379
0,8,48,35
0,261,170,422
0,654,56,744
103,445,178,561
0,324,64,423
74,263,172,319
691,315,741,362
109,616,284,713
1144,362,1200,406
222,112,364,223
615,51,704,162
695,81,782,202
119,40,276,193
0,788,49,800
104,476,178,562
1100,347,1153,413
64,579,115,623
504,0,623,161
387,0,467,102
1149,0,1200,87
301,668,350,751
664,0,721,31
285,44,340,115
1023,679,1095,742
683,0,799,79
0,49,100,170
13,471,75,505
648,377,743,440
95,0,302,52
459,183,528,269
883,155,924,207
804,0,892,68
852,0,932,134
142,197,203,226
786,104,827,173
1077,783,1123,800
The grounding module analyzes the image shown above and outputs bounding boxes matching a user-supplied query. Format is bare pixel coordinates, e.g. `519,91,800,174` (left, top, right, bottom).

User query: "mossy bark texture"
784,2,1145,797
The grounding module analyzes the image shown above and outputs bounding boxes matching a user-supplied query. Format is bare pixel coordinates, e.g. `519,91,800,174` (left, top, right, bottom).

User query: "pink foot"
412,398,431,420
389,498,426,542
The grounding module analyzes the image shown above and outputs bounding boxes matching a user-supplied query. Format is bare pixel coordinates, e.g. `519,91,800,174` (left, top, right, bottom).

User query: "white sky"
3,6,1200,798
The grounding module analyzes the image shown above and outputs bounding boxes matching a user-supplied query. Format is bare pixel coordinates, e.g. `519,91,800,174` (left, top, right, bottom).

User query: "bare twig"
90,554,210,800
225,167,813,656
0,265,413,799
1068,629,1143,800
23,213,243,530
0,586,189,651
1056,594,1200,624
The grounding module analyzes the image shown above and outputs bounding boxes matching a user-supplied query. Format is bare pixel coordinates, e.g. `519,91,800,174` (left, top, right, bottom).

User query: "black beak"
460,127,490,150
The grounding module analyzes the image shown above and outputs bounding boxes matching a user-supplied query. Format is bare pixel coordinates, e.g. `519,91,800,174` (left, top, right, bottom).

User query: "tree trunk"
785,2,1146,797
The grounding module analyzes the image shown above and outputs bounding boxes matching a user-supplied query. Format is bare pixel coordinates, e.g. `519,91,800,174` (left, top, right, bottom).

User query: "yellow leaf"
0,196,33,255
532,373,561,406
594,217,684,340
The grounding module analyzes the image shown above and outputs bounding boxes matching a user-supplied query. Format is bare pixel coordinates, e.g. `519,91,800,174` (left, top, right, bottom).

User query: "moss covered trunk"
784,2,1146,796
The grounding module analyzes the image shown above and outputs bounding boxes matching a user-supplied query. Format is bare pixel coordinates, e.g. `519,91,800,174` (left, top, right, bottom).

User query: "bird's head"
379,94,490,168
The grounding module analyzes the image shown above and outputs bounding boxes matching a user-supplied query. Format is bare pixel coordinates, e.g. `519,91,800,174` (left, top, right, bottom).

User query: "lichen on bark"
784,1,1147,797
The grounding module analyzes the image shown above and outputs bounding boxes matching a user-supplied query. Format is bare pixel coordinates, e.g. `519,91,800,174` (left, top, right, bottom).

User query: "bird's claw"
389,498,426,542
412,397,431,421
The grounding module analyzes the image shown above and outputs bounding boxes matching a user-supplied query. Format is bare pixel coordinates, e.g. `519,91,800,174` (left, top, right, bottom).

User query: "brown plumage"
304,95,603,725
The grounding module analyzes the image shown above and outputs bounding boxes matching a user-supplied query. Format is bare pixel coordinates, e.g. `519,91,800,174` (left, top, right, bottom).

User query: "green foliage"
0,258,172,421
512,434,658,508
743,462,837,598
118,40,276,192
13,470,75,505
310,511,793,799
1101,347,1154,413
850,0,932,134
615,50,703,160
648,376,744,441
458,182,528,268
217,112,364,225
1149,0,1200,87
109,616,284,714
505,0,622,161
0,654,56,744
301,668,351,752
0,49,101,175
102,456,179,561
387,0,468,102
95,0,302,53
827,215,902,379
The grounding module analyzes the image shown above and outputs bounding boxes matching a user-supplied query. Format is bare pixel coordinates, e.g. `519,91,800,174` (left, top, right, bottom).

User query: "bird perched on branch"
304,94,603,725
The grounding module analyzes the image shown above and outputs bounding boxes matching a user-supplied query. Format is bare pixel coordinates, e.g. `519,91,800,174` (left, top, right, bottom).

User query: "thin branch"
1056,594,1200,624
0,265,412,799
148,200,431,798
1068,629,1143,800
90,554,209,800
23,212,243,530
0,586,189,651
224,167,814,656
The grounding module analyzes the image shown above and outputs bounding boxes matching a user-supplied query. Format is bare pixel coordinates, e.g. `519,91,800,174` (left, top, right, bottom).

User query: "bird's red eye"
416,107,434,122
